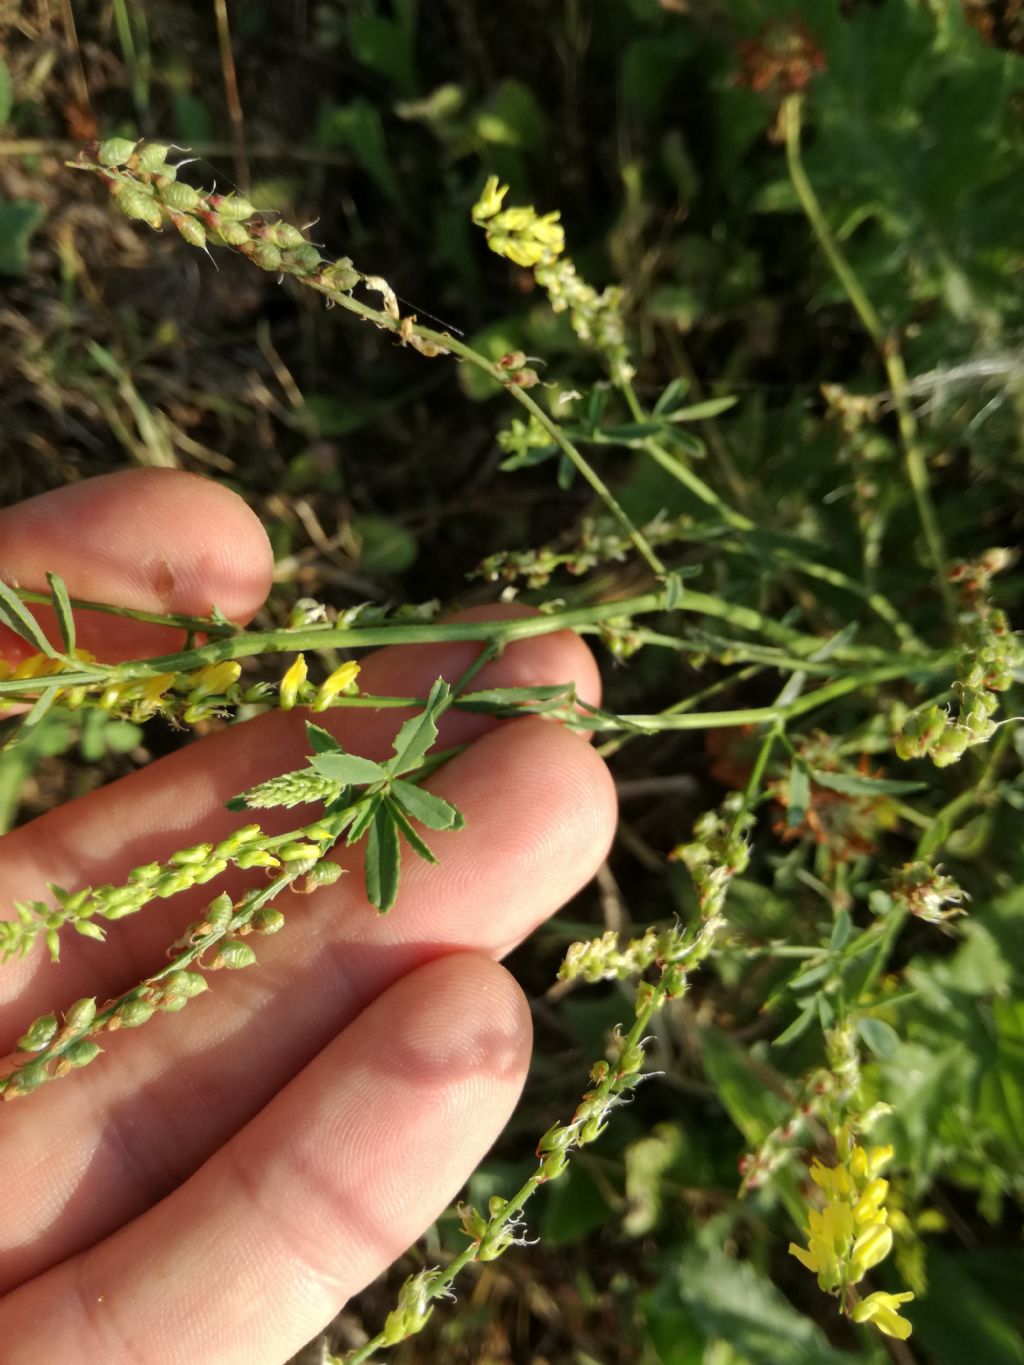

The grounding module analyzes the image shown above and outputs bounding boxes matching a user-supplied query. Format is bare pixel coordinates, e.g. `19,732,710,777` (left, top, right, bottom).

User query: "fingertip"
0,470,274,660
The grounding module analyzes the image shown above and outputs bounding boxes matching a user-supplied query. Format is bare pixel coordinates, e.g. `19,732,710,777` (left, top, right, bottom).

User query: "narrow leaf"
652,376,689,416
786,764,810,829
459,683,572,708
46,572,76,654
830,908,853,951
0,581,59,657
666,395,738,422
391,778,464,831
389,677,450,775
311,751,389,785
387,796,438,864
856,1015,901,1059
346,794,380,844
812,769,926,797
3,687,59,750
365,801,401,911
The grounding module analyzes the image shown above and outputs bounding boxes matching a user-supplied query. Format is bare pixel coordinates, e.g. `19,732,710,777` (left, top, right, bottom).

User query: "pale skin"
0,469,617,1363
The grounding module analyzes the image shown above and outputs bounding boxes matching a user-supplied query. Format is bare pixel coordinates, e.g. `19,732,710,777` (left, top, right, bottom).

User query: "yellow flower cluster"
279,655,361,712
0,653,241,724
471,175,565,269
788,1139,913,1340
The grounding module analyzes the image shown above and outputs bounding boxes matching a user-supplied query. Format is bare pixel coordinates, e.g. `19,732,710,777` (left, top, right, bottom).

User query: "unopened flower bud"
279,654,308,710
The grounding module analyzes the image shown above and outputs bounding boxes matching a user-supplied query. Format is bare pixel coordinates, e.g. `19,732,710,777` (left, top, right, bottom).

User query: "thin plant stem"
212,0,249,189
620,380,921,648
302,281,667,579
780,94,954,624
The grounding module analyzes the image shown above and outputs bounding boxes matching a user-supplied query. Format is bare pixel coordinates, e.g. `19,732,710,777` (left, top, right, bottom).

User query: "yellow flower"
789,1201,854,1288
471,174,509,222
851,1143,892,1180
189,660,241,696
809,1159,853,1199
850,1220,893,1282
141,672,176,704
851,1290,914,1340
853,1178,889,1224
12,653,63,680
279,653,308,710
312,660,360,712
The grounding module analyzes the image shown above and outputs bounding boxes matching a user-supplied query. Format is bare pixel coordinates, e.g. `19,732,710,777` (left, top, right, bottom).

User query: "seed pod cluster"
73,138,361,295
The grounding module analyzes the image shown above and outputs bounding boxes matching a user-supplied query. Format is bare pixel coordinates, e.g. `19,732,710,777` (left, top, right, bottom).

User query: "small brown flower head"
735,20,827,97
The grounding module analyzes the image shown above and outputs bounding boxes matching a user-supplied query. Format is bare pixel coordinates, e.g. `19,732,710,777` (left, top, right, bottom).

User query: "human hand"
0,469,616,1363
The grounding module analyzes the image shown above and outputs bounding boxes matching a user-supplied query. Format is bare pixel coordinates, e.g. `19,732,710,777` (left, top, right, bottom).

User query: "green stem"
306,280,666,578
15,588,239,636
0,594,663,697
621,380,920,648
781,94,954,624
622,387,928,647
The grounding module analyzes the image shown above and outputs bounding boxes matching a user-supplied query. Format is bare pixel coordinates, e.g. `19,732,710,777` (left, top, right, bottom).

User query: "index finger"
0,469,274,662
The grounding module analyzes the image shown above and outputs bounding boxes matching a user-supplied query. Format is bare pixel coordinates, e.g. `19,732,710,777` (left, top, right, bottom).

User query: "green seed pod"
173,214,208,249
209,192,256,221
303,859,342,888
98,137,140,167
160,995,190,1013
60,1040,102,1070
248,241,283,273
162,970,209,999
116,998,156,1028
282,243,321,274
15,1059,51,1092
159,180,203,212
17,1013,59,1053
321,257,360,291
64,997,98,1032
251,907,286,935
264,221,306,248
207,216,251,247
114,186,164,230
205,892,235,931
136,142,173,173
211,940,257,970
